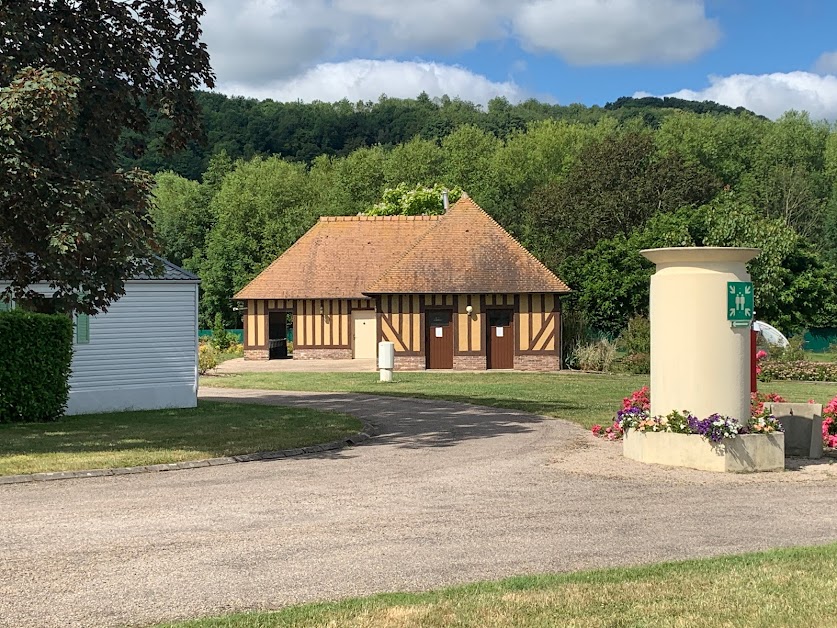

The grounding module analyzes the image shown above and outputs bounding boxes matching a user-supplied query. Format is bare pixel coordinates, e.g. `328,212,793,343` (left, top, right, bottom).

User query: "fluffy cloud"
514,0,720,64
814,51,837,75
215,59,528,105
201,0,721,92
651,71,837,120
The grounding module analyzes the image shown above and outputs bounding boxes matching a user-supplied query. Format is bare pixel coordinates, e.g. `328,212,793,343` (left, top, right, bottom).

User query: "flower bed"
758,360,837,382
591,388,783,444
824,397,837,449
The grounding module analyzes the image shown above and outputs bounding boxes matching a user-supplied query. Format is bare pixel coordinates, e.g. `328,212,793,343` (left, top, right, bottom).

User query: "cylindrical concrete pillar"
641,247,760,423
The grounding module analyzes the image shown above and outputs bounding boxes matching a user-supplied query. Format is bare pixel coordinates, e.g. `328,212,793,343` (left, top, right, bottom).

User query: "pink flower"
756,350,768,361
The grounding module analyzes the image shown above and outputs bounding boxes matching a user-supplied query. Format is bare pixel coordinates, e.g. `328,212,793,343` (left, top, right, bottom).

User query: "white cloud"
513,0,720,65
814,51,837,75
333,0,514,54
201,0,722,91
647,71,837,120
216,59,528,105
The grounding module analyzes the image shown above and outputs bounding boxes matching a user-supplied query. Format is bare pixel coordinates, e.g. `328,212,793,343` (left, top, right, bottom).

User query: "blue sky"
202,1,837,119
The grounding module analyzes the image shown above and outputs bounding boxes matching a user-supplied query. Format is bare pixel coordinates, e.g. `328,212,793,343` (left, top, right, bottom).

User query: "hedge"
758,360,837,382
0,310,73,423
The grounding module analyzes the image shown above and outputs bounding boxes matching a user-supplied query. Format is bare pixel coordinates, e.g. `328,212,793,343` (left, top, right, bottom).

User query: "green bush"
616,316,651,374
770,334,806,362
758,360,837,382
618,352,651,374
0,310,73,422
199,343,219,374
210,312,235,351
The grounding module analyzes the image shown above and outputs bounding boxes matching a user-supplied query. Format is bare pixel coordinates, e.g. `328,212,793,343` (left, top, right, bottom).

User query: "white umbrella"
753,321,789,348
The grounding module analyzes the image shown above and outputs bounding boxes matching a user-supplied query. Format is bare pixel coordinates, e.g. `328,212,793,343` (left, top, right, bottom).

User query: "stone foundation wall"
394,355,426,371
453,355,487,370
294,348,353,360
244,349,269,361
514,354,560,372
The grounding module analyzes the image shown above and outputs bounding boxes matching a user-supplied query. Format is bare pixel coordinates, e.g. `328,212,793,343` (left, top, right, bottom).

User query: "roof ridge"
319,215,443,222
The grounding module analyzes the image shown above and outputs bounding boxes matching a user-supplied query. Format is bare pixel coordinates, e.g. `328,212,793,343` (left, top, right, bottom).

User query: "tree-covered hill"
126,92,760,180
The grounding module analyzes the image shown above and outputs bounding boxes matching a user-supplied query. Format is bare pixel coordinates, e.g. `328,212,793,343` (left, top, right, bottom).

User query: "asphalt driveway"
2,387,837,627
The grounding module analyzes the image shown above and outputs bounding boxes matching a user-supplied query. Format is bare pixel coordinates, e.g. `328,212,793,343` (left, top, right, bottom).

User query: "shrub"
619,316,650,355
619,352,650,374
574,338,617,372
770,334,805,362
199,343,219,374
210,312,235,351
0,310,73,423
758,360,837,382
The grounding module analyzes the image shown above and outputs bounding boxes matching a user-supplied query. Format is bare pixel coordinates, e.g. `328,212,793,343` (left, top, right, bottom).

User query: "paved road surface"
2,387,837,627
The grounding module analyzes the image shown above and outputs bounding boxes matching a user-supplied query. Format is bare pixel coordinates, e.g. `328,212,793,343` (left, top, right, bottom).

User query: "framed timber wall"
376,293,559,358
243,299,294,350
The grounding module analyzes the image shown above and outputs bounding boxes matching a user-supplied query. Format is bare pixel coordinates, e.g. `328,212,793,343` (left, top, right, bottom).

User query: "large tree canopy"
0,0,214,313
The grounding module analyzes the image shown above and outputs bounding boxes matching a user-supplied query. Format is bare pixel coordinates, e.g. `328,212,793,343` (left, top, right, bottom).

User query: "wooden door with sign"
487,309,514,369
426,309,453,369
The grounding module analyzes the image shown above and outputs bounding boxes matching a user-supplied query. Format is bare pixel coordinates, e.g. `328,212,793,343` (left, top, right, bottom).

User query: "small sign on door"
496,327,504,337
435,327,443,337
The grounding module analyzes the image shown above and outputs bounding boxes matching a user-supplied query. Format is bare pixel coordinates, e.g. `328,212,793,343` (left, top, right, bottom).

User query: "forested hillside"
148,93,837,342
128,93,757,180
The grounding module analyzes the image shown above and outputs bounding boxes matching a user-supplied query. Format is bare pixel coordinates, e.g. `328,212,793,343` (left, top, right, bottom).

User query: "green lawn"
805,351,837,363
204,371,837,429
160,543,837,627
0,401,361,476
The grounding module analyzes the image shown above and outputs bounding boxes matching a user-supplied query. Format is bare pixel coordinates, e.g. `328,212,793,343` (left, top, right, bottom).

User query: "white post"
640,247,760,423
378,341,395,382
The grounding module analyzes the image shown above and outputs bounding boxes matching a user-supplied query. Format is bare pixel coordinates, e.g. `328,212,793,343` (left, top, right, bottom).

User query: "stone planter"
623,429,784,473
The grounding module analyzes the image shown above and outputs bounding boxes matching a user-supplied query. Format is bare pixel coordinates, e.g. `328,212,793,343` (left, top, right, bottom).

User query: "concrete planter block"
769,403,823,459
623,429,784,473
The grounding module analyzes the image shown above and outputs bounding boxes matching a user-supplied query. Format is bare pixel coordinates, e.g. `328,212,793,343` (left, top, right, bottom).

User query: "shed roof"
367,194,570,294
133,256,200,281
234,215,441,300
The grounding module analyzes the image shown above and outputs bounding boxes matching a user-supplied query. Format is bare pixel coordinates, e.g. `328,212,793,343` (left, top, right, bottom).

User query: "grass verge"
203,372,837,429
160,542,837,627
0,400,361,476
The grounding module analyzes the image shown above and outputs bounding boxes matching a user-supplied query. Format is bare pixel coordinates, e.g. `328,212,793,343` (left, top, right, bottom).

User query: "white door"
352,310,377,359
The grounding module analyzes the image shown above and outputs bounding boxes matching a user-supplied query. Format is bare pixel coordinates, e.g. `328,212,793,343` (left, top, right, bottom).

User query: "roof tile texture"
235,195,569,300
235,216,440,299
368,195,570,294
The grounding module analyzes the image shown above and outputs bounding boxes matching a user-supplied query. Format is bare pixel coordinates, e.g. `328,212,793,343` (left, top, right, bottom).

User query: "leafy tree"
199,156,314,327
563,193,837,336
525,132,719,268
1,0,213,314
366,184,462,216
150,172,205,268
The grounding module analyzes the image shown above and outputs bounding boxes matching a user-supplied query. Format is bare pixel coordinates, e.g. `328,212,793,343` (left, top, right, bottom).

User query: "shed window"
75,313,90,344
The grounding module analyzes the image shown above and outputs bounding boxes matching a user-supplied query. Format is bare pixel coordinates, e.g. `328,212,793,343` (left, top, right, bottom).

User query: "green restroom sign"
727,282,754,321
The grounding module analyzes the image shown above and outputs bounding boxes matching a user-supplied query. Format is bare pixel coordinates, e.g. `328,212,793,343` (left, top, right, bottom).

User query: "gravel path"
3,387,837,628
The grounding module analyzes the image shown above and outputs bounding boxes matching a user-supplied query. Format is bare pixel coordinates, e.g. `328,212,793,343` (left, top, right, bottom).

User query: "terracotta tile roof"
366,194,570,294
234,215,441,300
235,195,570,300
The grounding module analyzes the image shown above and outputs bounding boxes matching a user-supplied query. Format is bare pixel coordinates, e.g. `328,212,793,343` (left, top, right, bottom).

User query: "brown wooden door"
426,309,453,369
487,309,514,369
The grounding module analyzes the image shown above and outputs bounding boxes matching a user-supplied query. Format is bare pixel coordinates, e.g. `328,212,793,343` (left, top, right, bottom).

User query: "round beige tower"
640,247,760,423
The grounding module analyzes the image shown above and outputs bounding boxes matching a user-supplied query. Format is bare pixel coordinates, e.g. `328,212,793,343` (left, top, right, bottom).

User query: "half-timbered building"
235,194,571,371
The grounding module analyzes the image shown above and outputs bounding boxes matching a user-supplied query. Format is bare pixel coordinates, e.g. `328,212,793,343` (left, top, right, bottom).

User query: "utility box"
769,403,824,458
378,341,395,381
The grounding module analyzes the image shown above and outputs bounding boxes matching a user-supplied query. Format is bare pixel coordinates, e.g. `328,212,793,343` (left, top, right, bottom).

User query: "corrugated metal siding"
69,282,198,391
